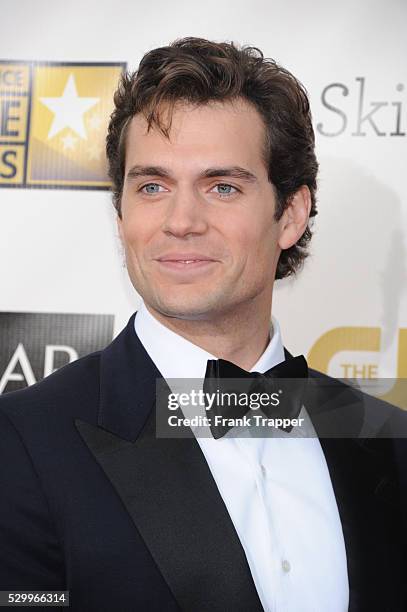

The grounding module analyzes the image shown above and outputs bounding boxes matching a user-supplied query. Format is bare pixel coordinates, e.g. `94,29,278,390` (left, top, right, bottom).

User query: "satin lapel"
75,314,264,612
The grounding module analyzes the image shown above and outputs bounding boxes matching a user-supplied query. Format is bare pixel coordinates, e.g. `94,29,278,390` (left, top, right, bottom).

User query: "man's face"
118,98,284,321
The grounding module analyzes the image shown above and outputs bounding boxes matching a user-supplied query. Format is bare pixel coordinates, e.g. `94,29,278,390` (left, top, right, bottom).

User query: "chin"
148,292,225,321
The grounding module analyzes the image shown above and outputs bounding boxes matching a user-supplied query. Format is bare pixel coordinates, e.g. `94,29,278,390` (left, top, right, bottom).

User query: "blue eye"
140,183,165,194
212,183,238,197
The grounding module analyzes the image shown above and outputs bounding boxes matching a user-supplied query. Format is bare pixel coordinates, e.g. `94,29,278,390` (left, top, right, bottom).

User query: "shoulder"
308,369,407,513
308,366,407,437
0,350,102,423
307,366,407,497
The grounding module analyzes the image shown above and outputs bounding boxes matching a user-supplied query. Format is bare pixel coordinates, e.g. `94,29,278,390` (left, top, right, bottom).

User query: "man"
0,37,405,612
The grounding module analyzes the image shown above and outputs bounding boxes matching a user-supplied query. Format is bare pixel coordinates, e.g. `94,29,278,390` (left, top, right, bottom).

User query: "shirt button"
260,464,267,478
282,559,291,573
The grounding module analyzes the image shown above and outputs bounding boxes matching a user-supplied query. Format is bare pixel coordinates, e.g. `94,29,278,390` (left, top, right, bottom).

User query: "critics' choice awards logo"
0,61,125,189
308,326,407,410
0,312,114,394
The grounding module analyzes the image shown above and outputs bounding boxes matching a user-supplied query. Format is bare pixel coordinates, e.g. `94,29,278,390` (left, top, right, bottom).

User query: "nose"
161,188,209,238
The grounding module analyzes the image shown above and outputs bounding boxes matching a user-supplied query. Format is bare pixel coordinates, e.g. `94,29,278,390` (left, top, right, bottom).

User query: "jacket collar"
98,312,159,441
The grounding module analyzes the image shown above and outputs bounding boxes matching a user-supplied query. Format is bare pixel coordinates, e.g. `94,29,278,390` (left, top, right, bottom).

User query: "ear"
278,185,312,250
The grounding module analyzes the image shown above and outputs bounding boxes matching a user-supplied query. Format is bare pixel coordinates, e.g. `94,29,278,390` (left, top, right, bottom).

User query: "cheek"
120,209,158,253
240,221,279,276
228,214,275,256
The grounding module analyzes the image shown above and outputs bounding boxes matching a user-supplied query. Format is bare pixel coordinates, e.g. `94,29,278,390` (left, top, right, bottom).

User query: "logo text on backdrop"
0,312,114,394
0,61,125,189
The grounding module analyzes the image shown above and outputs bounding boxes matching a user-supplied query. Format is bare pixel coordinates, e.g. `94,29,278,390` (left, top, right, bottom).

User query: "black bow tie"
203,355,308,439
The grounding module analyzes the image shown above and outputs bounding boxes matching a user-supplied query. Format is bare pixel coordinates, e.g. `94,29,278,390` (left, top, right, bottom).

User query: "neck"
144,300,273,371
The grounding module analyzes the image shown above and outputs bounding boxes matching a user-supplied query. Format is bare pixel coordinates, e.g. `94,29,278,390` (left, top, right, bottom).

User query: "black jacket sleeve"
0,408,65,590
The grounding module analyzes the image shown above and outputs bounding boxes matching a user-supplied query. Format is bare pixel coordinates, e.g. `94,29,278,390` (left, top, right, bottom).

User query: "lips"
154,253,218,276
156,253,216,263
160,259,207,263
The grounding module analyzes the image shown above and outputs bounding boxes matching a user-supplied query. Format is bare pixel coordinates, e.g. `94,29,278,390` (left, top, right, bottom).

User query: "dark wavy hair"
106,36,318,279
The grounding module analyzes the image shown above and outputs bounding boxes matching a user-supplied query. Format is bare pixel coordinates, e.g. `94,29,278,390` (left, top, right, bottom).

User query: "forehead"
124,98,267,174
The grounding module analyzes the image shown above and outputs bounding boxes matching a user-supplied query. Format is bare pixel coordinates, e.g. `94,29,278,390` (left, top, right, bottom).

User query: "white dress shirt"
135,301,349,612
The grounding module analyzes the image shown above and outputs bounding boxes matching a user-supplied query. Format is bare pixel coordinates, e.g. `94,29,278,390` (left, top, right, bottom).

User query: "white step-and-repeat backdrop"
0,0,406,406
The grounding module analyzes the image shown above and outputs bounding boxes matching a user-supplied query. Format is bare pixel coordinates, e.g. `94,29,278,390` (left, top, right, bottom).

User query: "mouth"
154,256,218,275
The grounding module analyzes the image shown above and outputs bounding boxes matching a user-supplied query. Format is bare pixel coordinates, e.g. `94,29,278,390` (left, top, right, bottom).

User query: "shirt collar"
134,300,285,379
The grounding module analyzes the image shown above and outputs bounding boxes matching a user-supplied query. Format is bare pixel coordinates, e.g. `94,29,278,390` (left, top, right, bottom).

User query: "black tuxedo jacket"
0,313,406,612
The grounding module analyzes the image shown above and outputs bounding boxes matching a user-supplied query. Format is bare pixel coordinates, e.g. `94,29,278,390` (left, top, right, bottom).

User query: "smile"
168,259,204,263
157,260,215,266
155,260,217,274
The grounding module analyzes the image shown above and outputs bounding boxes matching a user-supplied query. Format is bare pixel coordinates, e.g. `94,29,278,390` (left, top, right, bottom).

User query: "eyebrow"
126,165,258,183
